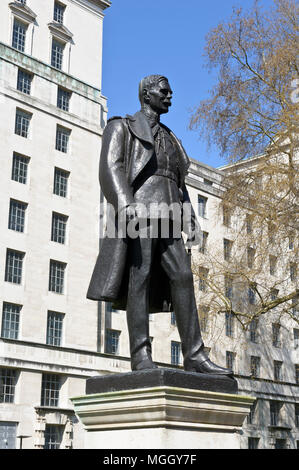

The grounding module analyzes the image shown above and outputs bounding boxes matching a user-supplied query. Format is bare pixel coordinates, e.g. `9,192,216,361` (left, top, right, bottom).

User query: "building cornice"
9,1,37,24
70,0,111,17
89,0,112,9
48,22,74,43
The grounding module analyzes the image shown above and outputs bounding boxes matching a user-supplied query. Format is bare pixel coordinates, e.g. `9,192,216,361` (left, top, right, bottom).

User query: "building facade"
0,0,298,450
0,0,113,449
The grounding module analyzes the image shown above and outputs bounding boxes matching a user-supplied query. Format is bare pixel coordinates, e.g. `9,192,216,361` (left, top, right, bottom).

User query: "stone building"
0,0,112,449
0,0,298,450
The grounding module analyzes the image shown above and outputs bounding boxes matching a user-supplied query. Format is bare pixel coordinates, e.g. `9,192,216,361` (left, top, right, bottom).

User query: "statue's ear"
143,87,150,103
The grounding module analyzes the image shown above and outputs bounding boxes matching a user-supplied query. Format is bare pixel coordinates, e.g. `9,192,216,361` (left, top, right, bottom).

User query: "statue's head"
139,74,172,115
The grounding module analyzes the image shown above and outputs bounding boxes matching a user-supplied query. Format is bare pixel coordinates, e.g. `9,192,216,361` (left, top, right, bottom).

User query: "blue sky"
101,0,274,168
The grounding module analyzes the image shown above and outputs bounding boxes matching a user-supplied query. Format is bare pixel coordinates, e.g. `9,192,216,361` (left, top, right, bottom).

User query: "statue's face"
145,79,172,115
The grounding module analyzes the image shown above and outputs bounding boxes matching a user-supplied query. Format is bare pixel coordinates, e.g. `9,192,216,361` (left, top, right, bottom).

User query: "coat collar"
126,111,155,146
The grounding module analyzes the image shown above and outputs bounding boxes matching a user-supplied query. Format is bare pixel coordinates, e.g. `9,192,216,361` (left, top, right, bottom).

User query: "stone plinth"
71,369,255,449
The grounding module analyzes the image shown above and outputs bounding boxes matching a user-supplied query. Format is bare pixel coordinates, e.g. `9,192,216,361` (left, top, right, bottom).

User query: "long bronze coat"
87,111,195,312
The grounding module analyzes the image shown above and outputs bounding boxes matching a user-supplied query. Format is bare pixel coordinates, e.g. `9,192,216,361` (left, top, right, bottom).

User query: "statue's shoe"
184,358,233,376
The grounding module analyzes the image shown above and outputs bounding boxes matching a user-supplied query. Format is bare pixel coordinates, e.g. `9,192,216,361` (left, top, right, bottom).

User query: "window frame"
12,18,27,52
105,329,120,355
12,153,30,184
49,260,66,294
15,108,32,138
46,311,64,347
51,212,68,245
55,125,70,153
5,249,25,285
40,373,61,407
8,199,27,233
1,302,21,340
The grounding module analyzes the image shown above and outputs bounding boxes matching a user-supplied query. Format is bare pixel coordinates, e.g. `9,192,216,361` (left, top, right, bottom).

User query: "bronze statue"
87,75,232,375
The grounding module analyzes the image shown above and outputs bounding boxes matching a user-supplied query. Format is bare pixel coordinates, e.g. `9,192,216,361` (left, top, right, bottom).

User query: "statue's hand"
186,228,201,248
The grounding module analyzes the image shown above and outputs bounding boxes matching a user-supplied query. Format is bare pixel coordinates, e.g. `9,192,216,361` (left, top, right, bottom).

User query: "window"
226,351,235,372
0,369,17,403
171,312,176,326
198,195,207,218
51,39,64,70
294,329,299,349
248,438,259,449
248,286,256,305
105,329,120,354
222,205,231,227
5,249,24,284
249,318,258,343
17,69,32,95
51,213,68,244
275,439,287,449
44,424,63,449
0,422,17,450
16,0,27,4
289,233,294,250
225,312,234,337
250,356,260,378
1,303,21,340
270,288,279,301
292,296,299,315
47,311,64,346
198,267,209,292
290,263,297,282
57,87,71,111
55,126,70,153
269,255,277,275
295,364,299,385
49,260,66,294
12,153,29,184
223,238,233,261
15,109,31,138
199,231,208,254
247,247,255,269
41,373,61,407
171,341,181,365
224,275,233,300
53,168,69,197
199,306,209,333
274,360,283,381
54,2,66,24
8,199,27,233
12,19,27,52
246,214,253,234
270,401,281,426
268,221,275,244
272,323,281,347
247,401,256,425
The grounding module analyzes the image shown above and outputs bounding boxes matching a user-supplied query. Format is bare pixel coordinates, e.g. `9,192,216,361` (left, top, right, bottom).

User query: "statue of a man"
87,75,232,375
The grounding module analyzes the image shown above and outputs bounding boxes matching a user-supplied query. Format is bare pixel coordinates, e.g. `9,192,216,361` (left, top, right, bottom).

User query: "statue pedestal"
71,369,255,449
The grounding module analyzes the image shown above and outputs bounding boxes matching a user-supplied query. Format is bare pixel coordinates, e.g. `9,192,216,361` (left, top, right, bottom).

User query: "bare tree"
190,0,299,329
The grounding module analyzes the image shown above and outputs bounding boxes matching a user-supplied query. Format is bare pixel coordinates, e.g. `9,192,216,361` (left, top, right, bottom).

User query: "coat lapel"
126,111,154,146
126,111,155,184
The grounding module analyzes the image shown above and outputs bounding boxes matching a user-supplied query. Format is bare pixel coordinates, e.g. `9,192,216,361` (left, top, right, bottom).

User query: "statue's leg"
160,236,233,375
126,235,157,371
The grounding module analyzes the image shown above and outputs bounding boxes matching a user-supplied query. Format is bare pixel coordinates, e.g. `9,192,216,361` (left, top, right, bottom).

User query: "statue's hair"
138,75,168,105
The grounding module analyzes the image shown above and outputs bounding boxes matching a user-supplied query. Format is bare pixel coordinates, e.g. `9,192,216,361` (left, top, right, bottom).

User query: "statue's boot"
170,278,233,376
126,307,157,371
